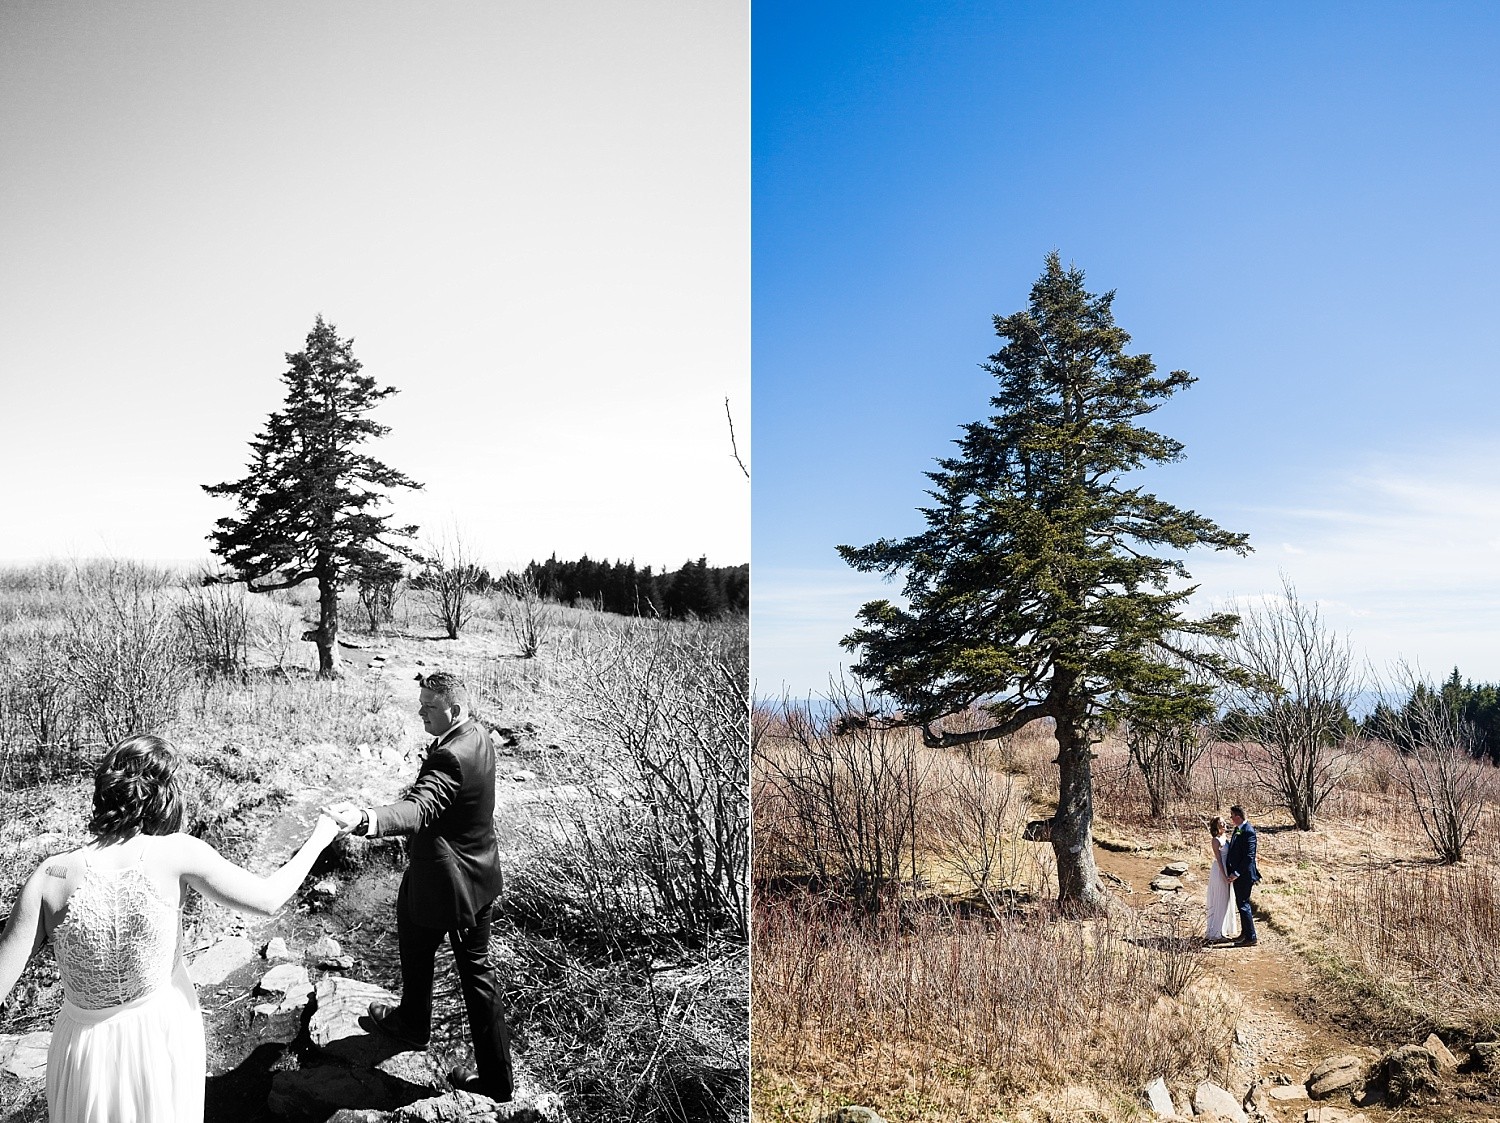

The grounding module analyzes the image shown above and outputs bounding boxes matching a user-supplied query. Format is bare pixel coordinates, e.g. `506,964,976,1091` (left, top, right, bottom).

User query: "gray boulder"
0,1031,50,1081
1193,1081,1247,1123
1142,1076,1175,1117
1307,1055,1365,1100
187,934,256,986
1422,1033,1459,1072
1150,876,1184,892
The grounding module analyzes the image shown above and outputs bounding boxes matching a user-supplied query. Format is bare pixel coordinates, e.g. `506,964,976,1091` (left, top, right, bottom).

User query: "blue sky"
753,2,1500,698
1,2,747,575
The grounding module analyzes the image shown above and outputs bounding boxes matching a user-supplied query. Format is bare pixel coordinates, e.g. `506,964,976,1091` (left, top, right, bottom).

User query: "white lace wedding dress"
47,849,204,1122
1205,834,1239,941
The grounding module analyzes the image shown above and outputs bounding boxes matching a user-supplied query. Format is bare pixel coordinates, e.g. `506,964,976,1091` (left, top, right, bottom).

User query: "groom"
1224,805,1260,948
328,670,513,1101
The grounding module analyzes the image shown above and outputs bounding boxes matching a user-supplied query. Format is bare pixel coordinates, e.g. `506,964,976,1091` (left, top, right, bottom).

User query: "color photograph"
753,4,1500,1121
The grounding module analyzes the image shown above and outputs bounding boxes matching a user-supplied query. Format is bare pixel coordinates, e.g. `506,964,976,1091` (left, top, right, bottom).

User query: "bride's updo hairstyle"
1209,815,1225,836
88,734,185,844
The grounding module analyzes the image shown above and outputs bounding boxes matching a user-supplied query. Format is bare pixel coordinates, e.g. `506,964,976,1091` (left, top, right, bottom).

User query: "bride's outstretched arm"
175,814,341,918
0,863,50,1009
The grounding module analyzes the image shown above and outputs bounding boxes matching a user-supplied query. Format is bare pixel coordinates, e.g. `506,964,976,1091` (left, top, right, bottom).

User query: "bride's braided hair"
88,734,185,844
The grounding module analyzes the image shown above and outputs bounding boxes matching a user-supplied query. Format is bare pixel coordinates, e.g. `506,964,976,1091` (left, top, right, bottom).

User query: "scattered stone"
1163,861,1190,876
311,879,340,904
1268,1084,1309,1102
0,1031,50,1080
264,937,292,961
509,770,537,783
320,955,357,971
1150,876,1184,892
1374,1045,1439,1106
1307,1055,1365,1100
251,1001,306,1042
258,963,313,1003
1142,1076,1175,1116
1423,1033,1459,1072
820,1109,887,1123
1475,1041,1500,1070
307,935,344,961
1194,1081,1247,1123
1301,1109,1369,1123
187,935,257,987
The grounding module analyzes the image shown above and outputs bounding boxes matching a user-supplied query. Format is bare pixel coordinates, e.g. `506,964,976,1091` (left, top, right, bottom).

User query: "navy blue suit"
1224,819,1260,943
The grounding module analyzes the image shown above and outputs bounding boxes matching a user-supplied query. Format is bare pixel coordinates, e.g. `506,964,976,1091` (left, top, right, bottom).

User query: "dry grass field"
752,704,1500,1123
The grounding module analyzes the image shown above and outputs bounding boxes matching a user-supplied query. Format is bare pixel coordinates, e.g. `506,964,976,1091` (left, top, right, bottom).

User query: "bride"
0,734,340,1122
1205,814,1239,943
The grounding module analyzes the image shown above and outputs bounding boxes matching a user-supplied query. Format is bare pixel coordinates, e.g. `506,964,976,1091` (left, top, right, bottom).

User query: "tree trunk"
1052,713,1107,912
314,558,340,679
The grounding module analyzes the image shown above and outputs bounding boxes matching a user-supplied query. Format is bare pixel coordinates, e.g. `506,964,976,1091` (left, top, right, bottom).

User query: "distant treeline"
1365,667,1500,765
405,554,747,619
520,555,748,619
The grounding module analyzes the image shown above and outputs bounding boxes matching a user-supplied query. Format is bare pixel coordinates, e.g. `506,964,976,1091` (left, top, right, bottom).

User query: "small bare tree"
423,531,483,640
1372,668,1494,863
1220,577,1362,831
177,577,251,680
504,572,555,658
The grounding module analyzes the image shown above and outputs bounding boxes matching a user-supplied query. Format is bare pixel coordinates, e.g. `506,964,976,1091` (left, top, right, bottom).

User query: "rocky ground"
0,625,584,1123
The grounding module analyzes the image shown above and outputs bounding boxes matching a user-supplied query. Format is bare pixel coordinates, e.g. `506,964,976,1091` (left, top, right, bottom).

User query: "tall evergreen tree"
204,316,422,677
839,254,1250,909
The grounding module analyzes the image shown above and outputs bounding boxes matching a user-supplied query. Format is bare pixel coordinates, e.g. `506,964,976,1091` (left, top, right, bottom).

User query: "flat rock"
1302,1109,1369,1123
1308,1055,1364,1100
259,963,313,1001
1193,1081,1246,1123
1269,1083,1309,1101
1150,876,1184,892
264,937,293,961
1475,1041,1500,1071
188,935,257,987
309,976,410,1068
1163,861,1190,876
0,1031,50,1080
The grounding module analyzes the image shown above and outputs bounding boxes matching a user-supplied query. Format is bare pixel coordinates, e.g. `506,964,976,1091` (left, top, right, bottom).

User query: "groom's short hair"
416,669,469,708
1229,805,1245,821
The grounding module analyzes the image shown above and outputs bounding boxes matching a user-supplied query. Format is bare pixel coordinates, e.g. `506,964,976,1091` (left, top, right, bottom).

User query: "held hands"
323,801,366,836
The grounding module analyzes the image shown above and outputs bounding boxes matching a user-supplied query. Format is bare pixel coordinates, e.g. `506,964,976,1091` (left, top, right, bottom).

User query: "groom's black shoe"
448,1066,511,1103
368,1002,430,1048
1232,937,1258,947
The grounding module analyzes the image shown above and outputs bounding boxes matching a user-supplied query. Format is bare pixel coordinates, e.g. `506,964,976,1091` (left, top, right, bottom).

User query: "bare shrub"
250,593,309,673
503,572,556,658
1370,670,1495,863
356,567,403,634
422,532,483,639
176,579,250,680
0,625,83,781
515,616,748,942
925,741,1027,913
65,562,191,746
1220,578,1363,830
753,679,931,913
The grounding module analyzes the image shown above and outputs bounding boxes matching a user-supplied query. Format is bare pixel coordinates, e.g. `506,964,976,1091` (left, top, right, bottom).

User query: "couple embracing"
1205,805,1260,948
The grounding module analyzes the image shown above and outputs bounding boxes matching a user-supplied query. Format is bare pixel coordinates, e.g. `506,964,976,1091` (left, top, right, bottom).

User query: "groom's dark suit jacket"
368,718,505,929
1225,821,1261,884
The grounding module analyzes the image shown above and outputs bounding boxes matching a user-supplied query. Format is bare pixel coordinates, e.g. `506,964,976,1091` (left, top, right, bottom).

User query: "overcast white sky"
1,1,748,576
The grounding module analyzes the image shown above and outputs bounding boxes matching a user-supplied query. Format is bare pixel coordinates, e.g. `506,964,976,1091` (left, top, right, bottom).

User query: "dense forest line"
409,554,748,620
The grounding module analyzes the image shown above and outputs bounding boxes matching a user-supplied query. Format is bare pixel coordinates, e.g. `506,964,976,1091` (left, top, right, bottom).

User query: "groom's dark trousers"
371,719,513,1100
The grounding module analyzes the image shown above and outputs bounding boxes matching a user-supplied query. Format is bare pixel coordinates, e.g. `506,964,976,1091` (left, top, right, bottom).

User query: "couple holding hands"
0,669,510,1123
1204,805,1260,948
